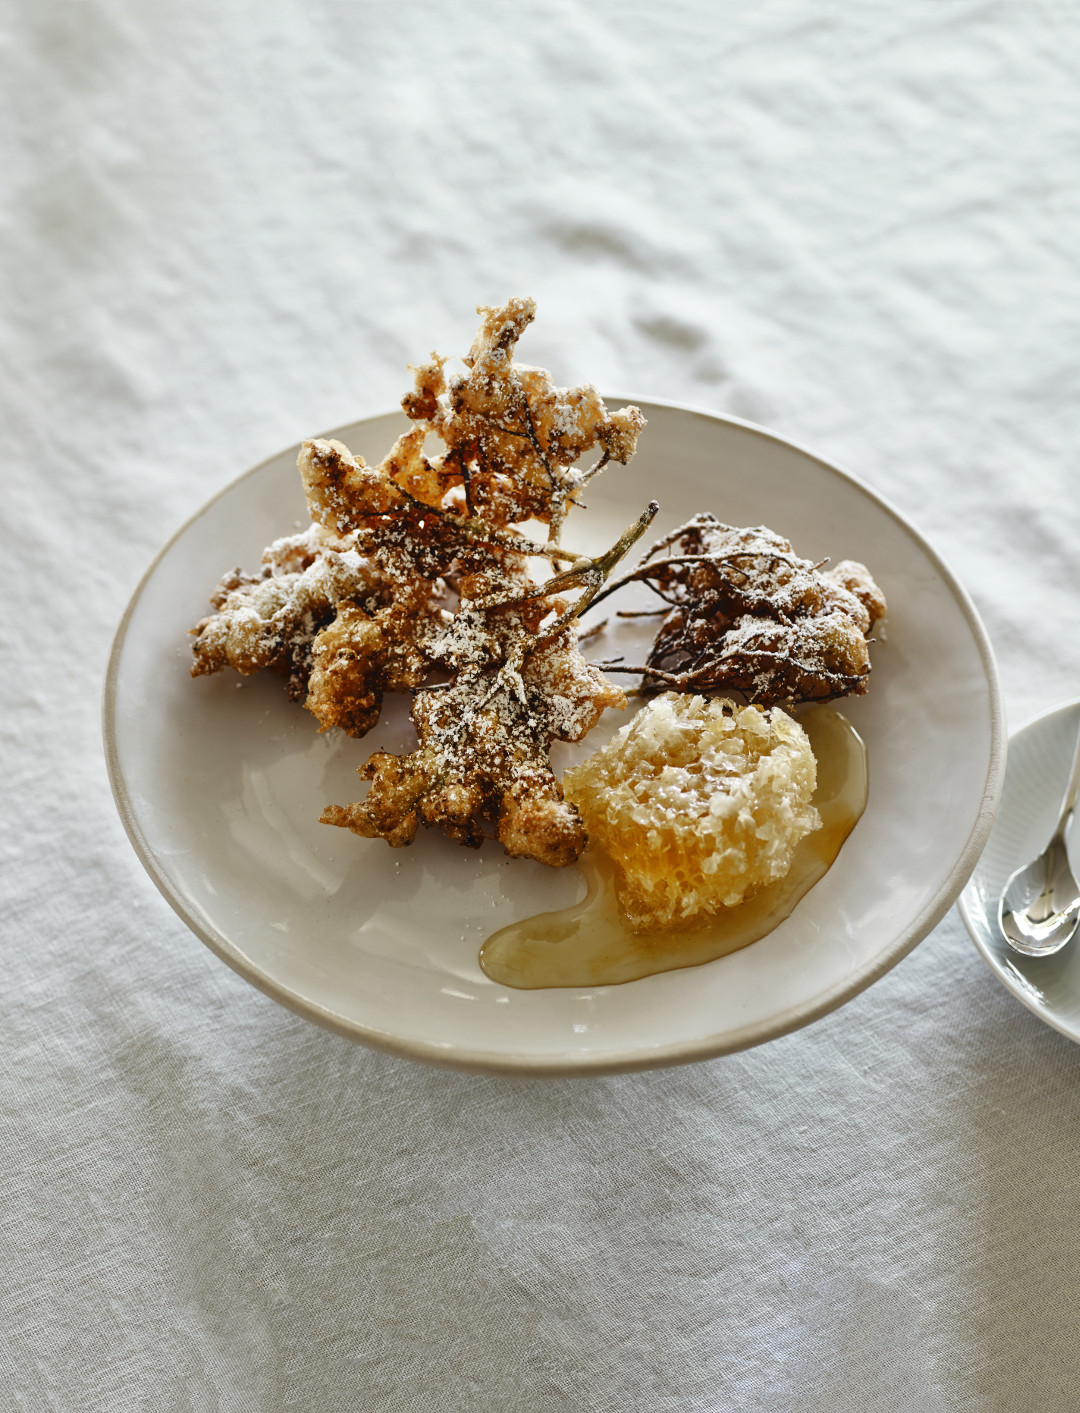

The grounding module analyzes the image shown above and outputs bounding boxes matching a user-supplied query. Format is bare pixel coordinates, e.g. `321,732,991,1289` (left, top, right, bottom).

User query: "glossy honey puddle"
480,706,868,989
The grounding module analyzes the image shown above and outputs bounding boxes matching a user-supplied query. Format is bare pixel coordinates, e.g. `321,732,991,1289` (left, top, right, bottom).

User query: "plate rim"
958,696,1080,1046
103,397,1007,1074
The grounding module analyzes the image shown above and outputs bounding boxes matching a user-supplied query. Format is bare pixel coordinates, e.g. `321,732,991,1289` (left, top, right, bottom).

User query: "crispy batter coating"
400,297,646,535
594,514,886,707
305,583,444,736
190,527,380,694
190,298,650,864
322,621,626,865
298,436,534,582
297,438,401,534
823,559,888,628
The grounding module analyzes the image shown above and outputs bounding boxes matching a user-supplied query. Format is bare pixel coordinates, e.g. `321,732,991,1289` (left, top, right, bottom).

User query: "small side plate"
959,699,1080,1043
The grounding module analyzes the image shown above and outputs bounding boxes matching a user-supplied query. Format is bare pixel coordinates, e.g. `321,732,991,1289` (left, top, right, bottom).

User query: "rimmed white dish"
959,699,1080,1044
104,400,1005,1074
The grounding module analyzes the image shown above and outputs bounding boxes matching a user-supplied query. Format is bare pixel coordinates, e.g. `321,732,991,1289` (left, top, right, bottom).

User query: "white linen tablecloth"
4,3,1080,1408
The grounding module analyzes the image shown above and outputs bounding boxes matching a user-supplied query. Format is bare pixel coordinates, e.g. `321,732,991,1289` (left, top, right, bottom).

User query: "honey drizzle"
480,706,867,989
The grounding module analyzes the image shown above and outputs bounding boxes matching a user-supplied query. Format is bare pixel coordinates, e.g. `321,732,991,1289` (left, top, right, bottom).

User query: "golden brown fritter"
190,525,380,697
322,621,626,866
399,297,646,536
318,501,660,863
190,298,651,865
304,584,445,737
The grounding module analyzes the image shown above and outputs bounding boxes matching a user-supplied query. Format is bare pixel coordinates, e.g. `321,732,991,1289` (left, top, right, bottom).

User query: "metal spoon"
999,724,1080,956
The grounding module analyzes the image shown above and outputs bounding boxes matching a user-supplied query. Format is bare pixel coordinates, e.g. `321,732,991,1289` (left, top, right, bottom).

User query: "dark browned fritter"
592,513,886,706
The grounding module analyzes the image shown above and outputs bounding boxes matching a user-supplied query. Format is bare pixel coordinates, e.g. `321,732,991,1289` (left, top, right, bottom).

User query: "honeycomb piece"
562,693,820,931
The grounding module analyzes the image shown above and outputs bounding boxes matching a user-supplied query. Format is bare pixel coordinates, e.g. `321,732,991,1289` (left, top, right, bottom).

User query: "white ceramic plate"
959,699,1080,1043
104,401,1005,1074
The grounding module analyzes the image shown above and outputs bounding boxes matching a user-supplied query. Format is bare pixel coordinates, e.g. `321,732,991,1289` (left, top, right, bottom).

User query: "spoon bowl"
998,725,1080,957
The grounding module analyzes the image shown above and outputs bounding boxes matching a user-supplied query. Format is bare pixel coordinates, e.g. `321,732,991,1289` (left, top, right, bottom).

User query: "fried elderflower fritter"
305,585,445,738
322,505,658,865
591,514,887,707
190,524,380,698
400,296,646,537
190,514,448,730
322,627,626,867
190,298,653,865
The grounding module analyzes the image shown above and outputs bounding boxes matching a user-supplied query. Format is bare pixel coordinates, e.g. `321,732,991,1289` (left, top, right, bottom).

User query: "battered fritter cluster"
190,299,888,887
190,297,648,866
591,514,887,706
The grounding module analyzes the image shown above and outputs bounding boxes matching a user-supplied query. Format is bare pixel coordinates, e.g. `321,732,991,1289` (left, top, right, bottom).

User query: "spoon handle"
1051,722,1080,844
